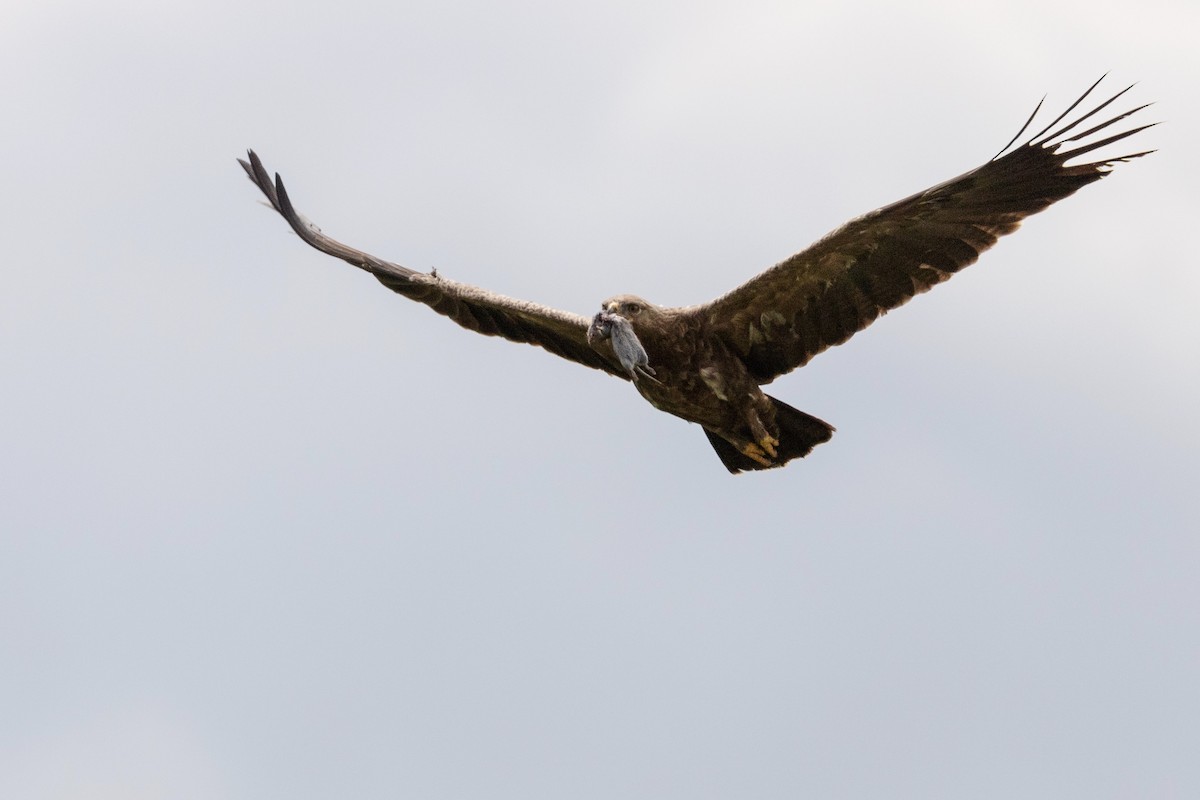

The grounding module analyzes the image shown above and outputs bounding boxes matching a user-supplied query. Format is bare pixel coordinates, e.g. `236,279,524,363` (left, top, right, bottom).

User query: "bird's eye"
625,303,641,314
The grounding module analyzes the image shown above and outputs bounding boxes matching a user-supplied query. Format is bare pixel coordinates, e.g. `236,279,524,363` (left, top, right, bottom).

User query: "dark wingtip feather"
1035,82,1137,146
273,173,290,212
238,149,282,210
1058,103,1154,145
1028,74,1110,144
1058,121,1160,165
994,94,1045,160
991,77,1158,173
1066,147,1157,175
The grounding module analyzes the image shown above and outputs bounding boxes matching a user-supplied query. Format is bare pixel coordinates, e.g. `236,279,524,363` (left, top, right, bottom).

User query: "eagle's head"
601,294,654,323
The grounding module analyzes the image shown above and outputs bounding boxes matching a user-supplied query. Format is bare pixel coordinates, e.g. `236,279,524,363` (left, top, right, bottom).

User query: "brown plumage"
239,76,1154,473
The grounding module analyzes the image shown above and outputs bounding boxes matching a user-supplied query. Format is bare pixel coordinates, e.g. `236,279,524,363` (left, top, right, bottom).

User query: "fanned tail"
704,397,835,474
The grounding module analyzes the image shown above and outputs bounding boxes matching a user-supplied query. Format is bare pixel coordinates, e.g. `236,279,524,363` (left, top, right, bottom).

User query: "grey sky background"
3,0,1198,797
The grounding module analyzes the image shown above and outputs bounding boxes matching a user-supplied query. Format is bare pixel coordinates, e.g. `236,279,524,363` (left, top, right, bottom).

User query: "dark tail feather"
704,396,835,474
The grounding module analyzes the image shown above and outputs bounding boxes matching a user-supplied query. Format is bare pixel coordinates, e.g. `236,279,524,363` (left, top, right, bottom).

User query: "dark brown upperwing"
239,151,627,380
691,77,1155,385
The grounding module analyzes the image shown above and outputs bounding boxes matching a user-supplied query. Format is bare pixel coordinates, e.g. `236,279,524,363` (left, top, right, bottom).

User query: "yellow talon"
741,443,774,467
760,435,779,458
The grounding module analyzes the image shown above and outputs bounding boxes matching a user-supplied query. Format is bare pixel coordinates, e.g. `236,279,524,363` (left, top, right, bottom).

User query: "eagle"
240,76,1153,473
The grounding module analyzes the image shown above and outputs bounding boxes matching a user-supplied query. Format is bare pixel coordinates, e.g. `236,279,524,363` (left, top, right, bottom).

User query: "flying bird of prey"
240,77,1153,473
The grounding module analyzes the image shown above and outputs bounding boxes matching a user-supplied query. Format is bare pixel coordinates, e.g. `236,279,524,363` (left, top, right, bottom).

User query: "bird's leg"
746,408,779,459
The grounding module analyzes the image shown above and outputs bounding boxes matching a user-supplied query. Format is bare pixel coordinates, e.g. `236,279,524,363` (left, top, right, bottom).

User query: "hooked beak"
604,300,619,313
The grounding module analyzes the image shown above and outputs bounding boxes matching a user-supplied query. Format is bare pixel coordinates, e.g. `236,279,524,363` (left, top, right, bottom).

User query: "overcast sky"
3,1,1198,798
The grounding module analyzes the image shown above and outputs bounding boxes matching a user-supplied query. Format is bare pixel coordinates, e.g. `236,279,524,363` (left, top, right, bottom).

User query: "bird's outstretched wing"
692,76,1156,385
239,150,628,379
